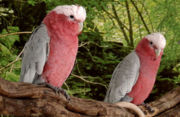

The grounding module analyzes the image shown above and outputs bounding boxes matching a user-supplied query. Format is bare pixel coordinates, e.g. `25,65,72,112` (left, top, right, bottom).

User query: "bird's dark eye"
150,41,153,45
70,15,74,19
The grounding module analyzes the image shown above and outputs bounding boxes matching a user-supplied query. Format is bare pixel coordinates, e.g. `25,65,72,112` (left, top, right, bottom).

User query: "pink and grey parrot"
104,33,166,105
20,5,86,96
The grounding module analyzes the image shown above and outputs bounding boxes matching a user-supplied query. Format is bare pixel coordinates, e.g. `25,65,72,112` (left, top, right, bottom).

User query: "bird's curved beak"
78,22,83,33
155,48,161,58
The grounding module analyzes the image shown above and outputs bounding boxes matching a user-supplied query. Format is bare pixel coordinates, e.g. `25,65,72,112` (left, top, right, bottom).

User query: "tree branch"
71,73,107,89
139,86,180,116
10,48,24,72
0,78,179,117
125,0,134,47
0,58,21,72
111,4,130,46
156,104,180,117
0,31,32,38
0,78,133,117
130,0,151,34
139,0,155,32
101,6,117,27
101,6,129,31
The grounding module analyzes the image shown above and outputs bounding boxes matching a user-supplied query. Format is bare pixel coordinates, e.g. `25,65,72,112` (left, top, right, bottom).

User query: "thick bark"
0,78,133,117
0,78,179,117
156,104,180,117
139,86,180,116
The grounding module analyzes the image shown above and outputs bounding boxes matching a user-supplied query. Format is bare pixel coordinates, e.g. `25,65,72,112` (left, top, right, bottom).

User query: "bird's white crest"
53,5,86,22
145,32,166,49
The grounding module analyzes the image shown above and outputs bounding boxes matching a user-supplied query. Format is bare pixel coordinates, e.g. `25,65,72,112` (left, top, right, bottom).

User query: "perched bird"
20,5,86,97
104,33,166,105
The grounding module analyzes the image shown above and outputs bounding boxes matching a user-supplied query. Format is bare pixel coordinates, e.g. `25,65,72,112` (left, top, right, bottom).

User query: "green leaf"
0,43,11,55
5,72,19,82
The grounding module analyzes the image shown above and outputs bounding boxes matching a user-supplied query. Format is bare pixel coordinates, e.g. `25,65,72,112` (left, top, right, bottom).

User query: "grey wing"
20,23,50,83
104,51,140,103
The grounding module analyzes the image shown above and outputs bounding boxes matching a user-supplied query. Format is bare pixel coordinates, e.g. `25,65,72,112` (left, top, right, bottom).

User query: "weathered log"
156,104,180,117
139,86,180,117
0,77,180,117
0,78,134,117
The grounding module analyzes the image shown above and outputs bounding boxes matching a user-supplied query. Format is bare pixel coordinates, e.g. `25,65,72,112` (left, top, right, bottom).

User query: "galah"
20,5,86,96
104,33,166,105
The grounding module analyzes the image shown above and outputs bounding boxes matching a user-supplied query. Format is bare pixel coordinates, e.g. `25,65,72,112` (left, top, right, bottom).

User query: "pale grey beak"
155,48,161,58
78,22,83,32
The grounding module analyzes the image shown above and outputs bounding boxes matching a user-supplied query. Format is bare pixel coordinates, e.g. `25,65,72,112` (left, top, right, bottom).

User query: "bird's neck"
43,18,78,44
136,50,162,79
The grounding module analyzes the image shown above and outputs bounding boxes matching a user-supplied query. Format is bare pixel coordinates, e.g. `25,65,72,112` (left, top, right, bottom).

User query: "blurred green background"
0,0,180,103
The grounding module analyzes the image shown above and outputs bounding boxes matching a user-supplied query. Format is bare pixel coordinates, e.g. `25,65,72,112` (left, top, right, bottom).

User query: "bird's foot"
37,82,70,101
141,103,154,113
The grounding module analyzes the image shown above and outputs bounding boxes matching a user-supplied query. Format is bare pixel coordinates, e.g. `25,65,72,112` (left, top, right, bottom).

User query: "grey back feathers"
20,23,50,84
104,51,140,103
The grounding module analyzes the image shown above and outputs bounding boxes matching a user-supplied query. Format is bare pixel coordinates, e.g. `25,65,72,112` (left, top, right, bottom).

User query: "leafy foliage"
0,0,180,102
0,26,20,82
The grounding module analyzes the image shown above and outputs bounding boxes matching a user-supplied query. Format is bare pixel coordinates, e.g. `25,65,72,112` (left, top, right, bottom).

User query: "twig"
125,0,134,47
138,16,143,40
64,82,70,91
102,6,129,30
79,42,89,47
82,46,96,62
10,48,24,72
0,31,32,38
101,6,115,19
0,46,24,72
101,7,116,28
139,0,155,32
111,4,130,46
130,0,151,34
0,58,21,72
71,73,107,89
0,31,30,72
